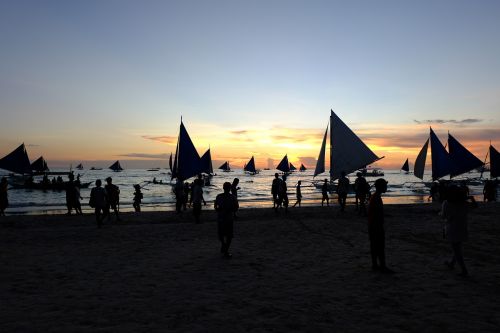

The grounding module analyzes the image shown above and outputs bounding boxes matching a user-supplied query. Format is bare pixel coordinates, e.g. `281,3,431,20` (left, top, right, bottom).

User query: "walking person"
231,178,240,218
89,179,108,228
279,177,289,213
214,182,239,258
65,173,77,215
321,179,329,206
293,180,302,207
191,177,206,223
337,171,349,212
105,177,121,221
271,173,281,209
133,184,143,213
367,178,393,273
442,185,475,277
0,177,8,216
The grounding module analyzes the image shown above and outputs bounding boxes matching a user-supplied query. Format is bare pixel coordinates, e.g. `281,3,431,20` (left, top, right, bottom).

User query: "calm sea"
1,168,489,215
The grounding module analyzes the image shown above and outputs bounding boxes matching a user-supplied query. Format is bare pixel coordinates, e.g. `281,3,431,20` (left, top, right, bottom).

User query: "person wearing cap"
367,178,393,273
214,182,239,258
105,177,121,221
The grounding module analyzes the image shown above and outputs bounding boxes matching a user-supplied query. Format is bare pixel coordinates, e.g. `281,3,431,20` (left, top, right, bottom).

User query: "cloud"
413,119,483,125
230,130,249,135
119,153,169,159
297,156,317,167
142,135,177,144
26,144,40,147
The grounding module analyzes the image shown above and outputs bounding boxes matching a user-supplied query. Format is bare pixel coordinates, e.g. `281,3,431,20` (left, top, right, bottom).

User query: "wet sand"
1,202,500,332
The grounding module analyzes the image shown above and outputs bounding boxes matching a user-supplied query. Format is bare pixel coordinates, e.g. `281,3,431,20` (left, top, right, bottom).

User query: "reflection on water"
1,168,490,214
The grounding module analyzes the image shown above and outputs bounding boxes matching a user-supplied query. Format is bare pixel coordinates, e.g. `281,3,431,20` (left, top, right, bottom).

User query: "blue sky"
1,0,499,167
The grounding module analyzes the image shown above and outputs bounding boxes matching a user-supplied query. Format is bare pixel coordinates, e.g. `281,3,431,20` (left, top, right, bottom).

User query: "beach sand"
1,202,500,332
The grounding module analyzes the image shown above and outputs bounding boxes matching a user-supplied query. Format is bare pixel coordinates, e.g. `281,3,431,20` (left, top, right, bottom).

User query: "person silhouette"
354,172,369,216
321,179,329,206
271,173,281,209
279,177,289,213
191,177,206,223
65,173,77,215
133,184,143,212
105,177,121,221
89,179,108,228
231,178,240,218
337,171,349,212
367,178,393,273
0,177,8,216
293,180,302,207
214,182,239,258
174,178,184,214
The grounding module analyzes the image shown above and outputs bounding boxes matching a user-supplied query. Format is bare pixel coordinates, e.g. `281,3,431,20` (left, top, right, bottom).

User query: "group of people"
88,177,123,227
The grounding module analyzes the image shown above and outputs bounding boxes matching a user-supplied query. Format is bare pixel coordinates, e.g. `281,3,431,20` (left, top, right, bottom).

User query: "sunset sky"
1,0,499,169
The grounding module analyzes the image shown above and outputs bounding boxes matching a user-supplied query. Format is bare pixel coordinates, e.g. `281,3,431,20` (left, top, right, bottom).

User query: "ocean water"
1,168,490,214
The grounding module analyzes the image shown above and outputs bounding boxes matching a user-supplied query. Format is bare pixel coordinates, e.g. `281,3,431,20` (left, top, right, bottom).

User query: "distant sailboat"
31,156,49,173
76,163,84,170
109,160,123,172
200,149,214,175
218,161,231,172
401,159,409,173
299,163,307,172
413,128,484,180
490,145,500,178
171,119,202,181
289,163,297,171
243,156,259,174
276,155,290,173
0,143,32,175
314,110,382,179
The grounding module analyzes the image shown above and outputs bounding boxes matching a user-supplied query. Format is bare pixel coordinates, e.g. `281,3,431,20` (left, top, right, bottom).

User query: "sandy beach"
1,202,500,332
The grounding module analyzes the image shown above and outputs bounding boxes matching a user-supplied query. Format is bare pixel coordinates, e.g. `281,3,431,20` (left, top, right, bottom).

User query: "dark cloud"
119,153,169,159
230,130,249,135
142,135,177,144
413,119,483,125
297,156,317,167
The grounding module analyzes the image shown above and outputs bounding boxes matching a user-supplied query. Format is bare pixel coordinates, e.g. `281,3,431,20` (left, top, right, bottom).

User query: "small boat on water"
299,164,307,172
90,167,102,170
76,163,84,170
358,167,384,177
244,156,259,175
289,163,297,172
0,143,32,175
401,159,410,174
109,160,123,172
276,155,290,174
218,161,231,172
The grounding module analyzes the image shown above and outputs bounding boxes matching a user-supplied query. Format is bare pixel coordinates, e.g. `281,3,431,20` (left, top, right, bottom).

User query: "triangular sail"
200,149,213,174
76,163,83,170
276,155,290,173
448,133,484,177
244,156,256,173
401,158,409,172
490,145,500,178
299,164,307,171
218,161,230,171
314,125,328,177
0,143,32,174
31,156,49,172
414,139,429,180
430,128,453,180
109,160,123,171
289,163,296,171
168,153,173,172
330,110,380,180
171,139,179,179
172,121,202,181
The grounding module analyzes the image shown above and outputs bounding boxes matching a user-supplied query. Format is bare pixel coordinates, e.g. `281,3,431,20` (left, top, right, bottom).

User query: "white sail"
314,125,328,177
330,110,380,180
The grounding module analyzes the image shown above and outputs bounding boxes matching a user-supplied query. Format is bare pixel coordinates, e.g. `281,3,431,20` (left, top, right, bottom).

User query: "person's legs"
452,242,468,276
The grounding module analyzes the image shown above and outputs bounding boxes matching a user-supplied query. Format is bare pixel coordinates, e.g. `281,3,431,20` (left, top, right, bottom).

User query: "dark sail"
289,163,296,171
109,160,123,171
31,156,49,172
401,159,409,172
299,163,307,171
430,128,452,180
244,156,256,173
172,121,202,181
448,133,484,177
218,161,230,171
490,145,500,178
200,149,213,174
169,153,173,172
414,139,429,180
76,163,84,170
0,143,32,174
276,155,290,173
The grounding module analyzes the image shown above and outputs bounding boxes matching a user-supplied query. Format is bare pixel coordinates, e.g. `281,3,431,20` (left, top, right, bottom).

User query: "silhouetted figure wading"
105,177,120,221
89,179,108,228
191,177,206,223
321,179,329,206
133,184,143,212
214,182,239,258
293,180,302,207
271,173,281,209
337,171,349,212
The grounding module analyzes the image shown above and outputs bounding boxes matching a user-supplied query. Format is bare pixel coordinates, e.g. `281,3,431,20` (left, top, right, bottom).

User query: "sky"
1,0,499,169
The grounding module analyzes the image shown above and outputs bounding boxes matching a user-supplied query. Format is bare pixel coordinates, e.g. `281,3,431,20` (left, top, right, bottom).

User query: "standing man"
271,173,281,209
293,180,302,207
368,178,393,273
65,173,77,215
214,182,239,258
105,177,121,222
191,177,206,223
321,179,329,206
354,172,369,215
337,171,349,212
89,179,108,228
174,178,184,214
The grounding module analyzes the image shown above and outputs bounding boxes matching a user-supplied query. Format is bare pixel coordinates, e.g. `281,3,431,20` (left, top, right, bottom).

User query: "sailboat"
289,163,297,171
171,119,202,181
76,163,84,170
413,128,483,181
314,110,383,180
401,159,409,173
276,155,290,173
200,149,214,175
489,144,500,179
243,156,258,174
0,143,32,175
31,156,49,173
299,163,307,172
218,161,231,172
109,160,123,172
